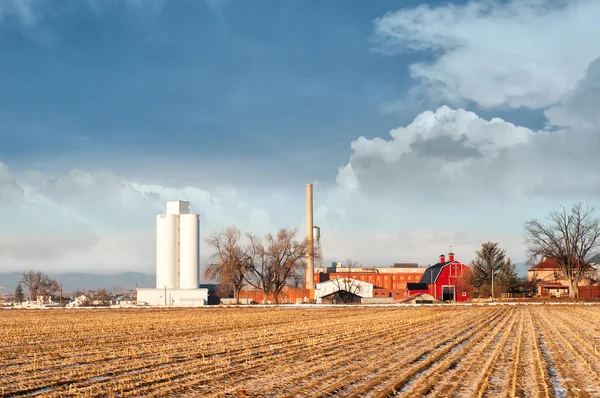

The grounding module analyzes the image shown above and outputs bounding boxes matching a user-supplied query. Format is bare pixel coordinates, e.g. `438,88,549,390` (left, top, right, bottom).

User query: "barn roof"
420,261,453,284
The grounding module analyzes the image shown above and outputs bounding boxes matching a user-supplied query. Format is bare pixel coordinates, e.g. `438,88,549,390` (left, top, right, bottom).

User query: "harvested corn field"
2,305,600,397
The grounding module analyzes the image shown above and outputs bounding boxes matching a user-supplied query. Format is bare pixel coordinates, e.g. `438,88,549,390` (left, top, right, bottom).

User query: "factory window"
374,292,378,296
396,292,400,296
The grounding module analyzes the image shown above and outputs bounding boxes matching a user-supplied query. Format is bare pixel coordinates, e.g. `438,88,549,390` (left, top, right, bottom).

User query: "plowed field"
2,305,600,397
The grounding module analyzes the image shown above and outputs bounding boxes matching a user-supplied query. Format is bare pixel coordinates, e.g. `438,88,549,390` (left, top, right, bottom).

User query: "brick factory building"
235,252,472,304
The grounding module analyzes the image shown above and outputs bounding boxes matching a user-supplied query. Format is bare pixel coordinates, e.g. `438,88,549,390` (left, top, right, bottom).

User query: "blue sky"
1,0,599,274
1,1,419,170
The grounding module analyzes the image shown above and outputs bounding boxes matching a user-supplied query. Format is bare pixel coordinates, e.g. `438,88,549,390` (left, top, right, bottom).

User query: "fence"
579,286,600,299
238,288,314,304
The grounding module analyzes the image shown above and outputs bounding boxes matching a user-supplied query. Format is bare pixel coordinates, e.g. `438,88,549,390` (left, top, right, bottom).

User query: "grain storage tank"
161,213,179,289
179,214,199,289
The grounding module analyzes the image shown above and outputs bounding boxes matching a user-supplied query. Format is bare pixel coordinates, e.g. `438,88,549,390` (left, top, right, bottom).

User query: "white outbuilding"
314,278,374,304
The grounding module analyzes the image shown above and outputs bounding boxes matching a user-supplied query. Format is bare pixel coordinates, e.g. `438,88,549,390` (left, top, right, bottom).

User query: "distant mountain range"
0,272,156,294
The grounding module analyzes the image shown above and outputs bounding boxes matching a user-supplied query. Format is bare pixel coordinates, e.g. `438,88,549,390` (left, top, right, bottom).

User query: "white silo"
138,200,209,306
179,213,199,289
162,213,179,289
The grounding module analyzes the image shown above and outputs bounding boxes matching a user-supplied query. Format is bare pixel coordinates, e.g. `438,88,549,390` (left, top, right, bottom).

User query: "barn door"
442,286,455,301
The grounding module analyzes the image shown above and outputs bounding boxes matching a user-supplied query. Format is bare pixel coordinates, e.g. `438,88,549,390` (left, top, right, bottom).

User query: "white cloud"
336,106,563,200
545,58,600,128
0,162,291,273
322,229,526,267
331,52,600,266
374,0,600,108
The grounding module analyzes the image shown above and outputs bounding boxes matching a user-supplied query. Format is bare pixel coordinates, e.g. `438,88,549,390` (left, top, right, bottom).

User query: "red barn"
418,252,472,302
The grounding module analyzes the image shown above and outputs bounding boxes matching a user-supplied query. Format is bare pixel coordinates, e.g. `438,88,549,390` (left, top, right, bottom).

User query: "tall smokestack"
306,184,314,290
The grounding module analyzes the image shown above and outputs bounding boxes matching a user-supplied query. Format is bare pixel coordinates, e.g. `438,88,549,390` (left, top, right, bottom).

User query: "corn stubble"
1,306,600,397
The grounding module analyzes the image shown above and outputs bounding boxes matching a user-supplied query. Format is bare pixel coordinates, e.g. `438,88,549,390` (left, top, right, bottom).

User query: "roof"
420,261,454,284
393,263,419,268
396,292,440,304
539,283,569,289
529,257,595,271
315,278,374,288
406,283,429,291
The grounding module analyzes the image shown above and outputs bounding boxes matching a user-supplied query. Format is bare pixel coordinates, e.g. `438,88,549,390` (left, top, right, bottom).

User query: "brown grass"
1,305,600,397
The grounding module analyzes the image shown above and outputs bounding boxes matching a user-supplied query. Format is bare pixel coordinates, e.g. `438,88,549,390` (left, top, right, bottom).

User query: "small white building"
137,288,208,306
315,278,373,304
137,201,209,306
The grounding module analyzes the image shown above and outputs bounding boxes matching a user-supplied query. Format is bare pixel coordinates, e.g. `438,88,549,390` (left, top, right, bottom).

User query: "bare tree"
20,271,59,303
93,289,111,306
204,227,251,305
524,203,600,298
38,279,59,304
245,229,306,304
245,233,271,303
332,259,364,303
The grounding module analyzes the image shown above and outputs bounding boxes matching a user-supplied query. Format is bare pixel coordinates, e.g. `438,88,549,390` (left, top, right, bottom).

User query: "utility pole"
60,284,63,307
491,270,495,301
164,286,167,306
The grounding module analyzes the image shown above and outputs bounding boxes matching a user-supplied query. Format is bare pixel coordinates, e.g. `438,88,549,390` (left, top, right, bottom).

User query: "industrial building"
312,252,472,303
137,201,209,306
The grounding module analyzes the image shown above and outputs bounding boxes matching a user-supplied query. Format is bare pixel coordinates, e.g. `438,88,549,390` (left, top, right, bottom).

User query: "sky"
1,0,600,275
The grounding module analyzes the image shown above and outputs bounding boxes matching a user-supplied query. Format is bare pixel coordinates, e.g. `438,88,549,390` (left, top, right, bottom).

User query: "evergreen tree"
497,258,521,292
470,242,505,286
15,283,24,304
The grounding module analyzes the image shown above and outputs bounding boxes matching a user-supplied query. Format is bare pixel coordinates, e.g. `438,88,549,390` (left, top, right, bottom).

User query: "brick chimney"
439,254,446,264
448,252,455,262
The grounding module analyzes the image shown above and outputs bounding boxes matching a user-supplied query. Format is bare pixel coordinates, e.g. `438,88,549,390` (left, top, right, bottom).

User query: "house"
418,252,472,302
527,257,598,297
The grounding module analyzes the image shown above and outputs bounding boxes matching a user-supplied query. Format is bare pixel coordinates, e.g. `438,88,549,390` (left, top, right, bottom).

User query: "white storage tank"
179,214,199,289
161,213,179,289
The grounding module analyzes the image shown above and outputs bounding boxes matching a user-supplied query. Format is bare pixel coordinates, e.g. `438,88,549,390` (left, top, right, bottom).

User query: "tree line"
13,271,113,306
204,227,307,304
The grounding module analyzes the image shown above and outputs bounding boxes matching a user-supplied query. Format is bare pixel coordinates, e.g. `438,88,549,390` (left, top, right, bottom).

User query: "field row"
1,306,600,396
